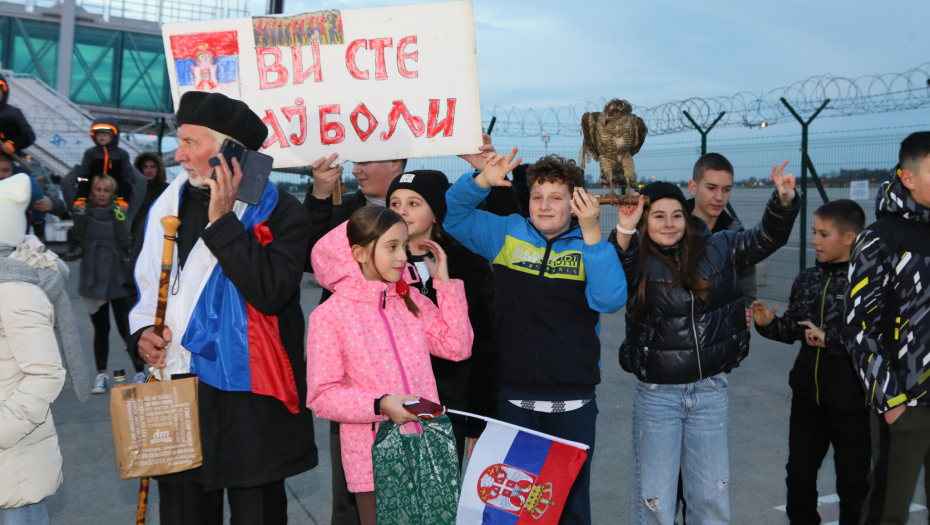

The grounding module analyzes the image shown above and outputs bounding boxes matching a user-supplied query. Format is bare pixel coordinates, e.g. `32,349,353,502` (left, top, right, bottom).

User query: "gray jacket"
78,206,130,301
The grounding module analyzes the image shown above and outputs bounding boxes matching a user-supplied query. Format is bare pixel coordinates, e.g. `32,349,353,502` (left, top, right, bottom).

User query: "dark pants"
157,480,287,525
785,396,871,525
330,420,361,525
89,296,142,373
497,398,597,525
860,406,930,525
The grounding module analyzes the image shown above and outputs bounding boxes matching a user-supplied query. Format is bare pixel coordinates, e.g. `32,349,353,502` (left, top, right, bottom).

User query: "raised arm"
843,230,900,414
729,162,800,269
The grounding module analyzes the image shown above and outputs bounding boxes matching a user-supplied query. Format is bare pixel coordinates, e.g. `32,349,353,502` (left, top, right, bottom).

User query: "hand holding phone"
208,139,273,206
403,397,446,419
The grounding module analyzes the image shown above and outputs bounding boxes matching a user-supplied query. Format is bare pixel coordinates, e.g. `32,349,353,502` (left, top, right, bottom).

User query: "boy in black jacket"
60,117,145,261
752,199,868,525
844,132,930,524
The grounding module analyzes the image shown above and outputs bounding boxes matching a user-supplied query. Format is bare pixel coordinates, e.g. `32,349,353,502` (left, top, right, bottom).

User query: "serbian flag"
452,411,588,524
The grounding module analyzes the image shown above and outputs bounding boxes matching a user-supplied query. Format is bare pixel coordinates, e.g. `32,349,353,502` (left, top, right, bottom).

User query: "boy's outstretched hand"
798,321,826,348
475,147,522,189
750,300,778,327
571,188,602,245
772,160,796,207
458,133,497,172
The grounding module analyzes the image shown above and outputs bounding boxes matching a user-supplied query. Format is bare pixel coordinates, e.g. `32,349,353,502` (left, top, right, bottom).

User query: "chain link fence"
268,130,912,302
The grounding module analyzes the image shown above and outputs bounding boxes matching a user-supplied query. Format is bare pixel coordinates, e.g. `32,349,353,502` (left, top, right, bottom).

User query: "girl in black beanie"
386,170,500,466
610,166,799,524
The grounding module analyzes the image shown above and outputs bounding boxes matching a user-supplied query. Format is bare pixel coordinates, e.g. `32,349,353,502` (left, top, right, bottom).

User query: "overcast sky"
252,0,930,109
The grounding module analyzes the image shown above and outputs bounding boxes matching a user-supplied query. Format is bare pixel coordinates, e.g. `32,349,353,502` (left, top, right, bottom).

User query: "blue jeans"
0,502,49,525
631,374,730,525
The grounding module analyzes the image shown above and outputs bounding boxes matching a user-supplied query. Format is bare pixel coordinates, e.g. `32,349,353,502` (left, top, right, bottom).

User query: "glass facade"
120,32,170,111
0,16,170,112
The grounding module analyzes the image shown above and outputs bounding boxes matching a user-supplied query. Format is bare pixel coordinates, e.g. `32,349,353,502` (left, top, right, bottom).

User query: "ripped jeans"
631,374,730,525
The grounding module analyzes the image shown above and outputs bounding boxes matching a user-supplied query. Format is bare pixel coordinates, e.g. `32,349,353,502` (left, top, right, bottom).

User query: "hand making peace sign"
771,160,796,207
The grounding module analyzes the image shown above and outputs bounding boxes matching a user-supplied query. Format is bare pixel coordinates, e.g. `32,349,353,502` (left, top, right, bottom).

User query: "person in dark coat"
127,91,317,525
59,117,146,261
76,173,140,391
131,151,170,237
609,166,799,524
0,73,36,157
386,169,499,466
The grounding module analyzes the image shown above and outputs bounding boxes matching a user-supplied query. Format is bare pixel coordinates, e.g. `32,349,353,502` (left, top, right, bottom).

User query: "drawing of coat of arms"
477,463,555,519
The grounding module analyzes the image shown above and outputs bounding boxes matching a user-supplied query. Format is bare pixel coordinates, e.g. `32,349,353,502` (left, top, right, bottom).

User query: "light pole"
541,132,550,153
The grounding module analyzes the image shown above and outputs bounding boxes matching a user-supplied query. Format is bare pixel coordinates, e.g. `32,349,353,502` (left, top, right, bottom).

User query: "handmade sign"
162,2,482,168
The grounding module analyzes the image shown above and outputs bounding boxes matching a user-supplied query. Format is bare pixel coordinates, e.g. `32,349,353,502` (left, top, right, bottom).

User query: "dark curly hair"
526,155,585,192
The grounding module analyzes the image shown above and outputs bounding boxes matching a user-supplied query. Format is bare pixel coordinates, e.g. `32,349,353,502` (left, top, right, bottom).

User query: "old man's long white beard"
183,163,211,188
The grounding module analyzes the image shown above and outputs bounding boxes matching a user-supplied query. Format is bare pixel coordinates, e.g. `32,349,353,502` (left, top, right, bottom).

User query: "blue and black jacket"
444,173,627,395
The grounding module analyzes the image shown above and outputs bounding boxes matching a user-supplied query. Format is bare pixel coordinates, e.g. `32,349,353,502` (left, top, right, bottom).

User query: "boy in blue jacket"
445,147,627,525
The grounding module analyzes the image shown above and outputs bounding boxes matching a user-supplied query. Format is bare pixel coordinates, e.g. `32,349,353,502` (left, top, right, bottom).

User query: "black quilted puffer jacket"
609,190,800,384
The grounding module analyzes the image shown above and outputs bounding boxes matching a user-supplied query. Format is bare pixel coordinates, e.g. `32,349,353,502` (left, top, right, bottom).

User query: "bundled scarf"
0,242,91,402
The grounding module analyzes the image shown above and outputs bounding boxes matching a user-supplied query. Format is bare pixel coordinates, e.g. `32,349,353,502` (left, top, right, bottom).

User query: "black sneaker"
60,245,83,262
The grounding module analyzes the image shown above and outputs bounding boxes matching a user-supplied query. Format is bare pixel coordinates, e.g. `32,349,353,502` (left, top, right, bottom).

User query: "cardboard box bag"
110,377,202,479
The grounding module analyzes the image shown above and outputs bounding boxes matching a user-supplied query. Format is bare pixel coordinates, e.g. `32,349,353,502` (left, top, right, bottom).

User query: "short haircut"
899,131,930,172
814,199,865,235
92,173,118,195
693,153,734,182
526,155,585,193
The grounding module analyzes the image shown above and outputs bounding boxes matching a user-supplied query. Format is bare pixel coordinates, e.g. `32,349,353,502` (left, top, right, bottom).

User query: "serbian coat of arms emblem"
477,463,555,519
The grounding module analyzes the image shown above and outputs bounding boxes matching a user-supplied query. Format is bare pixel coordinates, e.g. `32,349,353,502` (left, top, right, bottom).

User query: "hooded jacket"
60,117,146,222
306,222,473,493
756,259,865,411
131,152,169,237
844,167,930,413
613,190,800,384
687,198,757,307
444,173,627,396
0,73,35,154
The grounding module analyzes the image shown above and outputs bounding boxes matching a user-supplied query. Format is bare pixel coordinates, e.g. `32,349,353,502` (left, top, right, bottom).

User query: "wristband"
616,225,637,235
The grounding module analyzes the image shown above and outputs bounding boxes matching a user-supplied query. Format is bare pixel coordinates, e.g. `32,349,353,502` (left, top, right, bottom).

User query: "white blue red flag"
452,412,588,525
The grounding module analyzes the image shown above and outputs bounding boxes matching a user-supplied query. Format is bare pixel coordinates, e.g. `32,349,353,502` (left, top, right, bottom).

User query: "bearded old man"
127,92,318,524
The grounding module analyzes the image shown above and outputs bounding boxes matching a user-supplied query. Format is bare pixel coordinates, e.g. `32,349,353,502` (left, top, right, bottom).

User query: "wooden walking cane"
137,215,181,525
332,176,344,205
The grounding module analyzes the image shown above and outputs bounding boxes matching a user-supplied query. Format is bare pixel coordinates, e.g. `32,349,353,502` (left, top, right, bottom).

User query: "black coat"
127,187,318,490
407,242,499,437
0,73,35,153
611,191,799,384
756,260,865,411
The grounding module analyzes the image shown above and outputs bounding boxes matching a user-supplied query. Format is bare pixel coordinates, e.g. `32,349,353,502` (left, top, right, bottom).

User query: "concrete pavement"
40,270,927,524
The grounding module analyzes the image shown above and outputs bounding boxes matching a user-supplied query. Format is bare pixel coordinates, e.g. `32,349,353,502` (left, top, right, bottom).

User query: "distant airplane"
741,114,768,129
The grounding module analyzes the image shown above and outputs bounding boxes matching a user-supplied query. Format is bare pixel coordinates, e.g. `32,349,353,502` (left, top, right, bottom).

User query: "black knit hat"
386,170,450,224
641,181,689,211
176,91,268,151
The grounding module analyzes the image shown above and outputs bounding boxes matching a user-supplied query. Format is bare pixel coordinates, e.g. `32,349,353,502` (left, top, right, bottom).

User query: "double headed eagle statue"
580,99,648,206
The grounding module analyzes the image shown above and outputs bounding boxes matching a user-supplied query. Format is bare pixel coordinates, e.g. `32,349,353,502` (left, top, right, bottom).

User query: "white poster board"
850,180,870,200
162,2,482,168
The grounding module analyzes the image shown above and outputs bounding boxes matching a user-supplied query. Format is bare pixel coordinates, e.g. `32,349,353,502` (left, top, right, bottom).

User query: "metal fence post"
156,117,164,157
779,98,830,272
682,111,741,218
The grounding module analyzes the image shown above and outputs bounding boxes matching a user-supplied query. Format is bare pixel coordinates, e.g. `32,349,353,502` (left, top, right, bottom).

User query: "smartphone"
403,398,446,419
208,139,273,206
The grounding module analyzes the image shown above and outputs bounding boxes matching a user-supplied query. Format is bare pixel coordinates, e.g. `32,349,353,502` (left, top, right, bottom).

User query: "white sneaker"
92,372,108,394
134,372,147,384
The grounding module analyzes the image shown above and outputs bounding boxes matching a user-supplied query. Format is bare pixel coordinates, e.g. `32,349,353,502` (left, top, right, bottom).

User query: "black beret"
176,92,268,151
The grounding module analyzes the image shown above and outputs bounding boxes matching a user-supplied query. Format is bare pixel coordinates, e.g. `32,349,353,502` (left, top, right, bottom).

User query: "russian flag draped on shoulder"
453,411,588,525
128,172,300,414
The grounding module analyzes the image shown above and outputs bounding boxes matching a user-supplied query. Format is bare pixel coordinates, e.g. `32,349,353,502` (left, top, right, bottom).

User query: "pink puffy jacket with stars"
306,222,473,493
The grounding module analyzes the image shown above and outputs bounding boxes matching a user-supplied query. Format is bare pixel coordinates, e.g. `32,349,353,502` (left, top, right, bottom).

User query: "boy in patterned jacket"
844,131,930,524
753,199,869,525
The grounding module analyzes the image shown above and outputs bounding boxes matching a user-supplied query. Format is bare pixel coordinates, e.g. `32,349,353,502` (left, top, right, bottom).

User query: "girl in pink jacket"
307,207,473,525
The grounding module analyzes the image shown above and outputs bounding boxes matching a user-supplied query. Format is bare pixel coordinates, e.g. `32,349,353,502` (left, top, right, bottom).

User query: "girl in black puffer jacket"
610,164,799,525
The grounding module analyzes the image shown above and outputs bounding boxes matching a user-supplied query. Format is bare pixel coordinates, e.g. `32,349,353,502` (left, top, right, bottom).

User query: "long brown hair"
630,199,711,320
347,207,419,317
